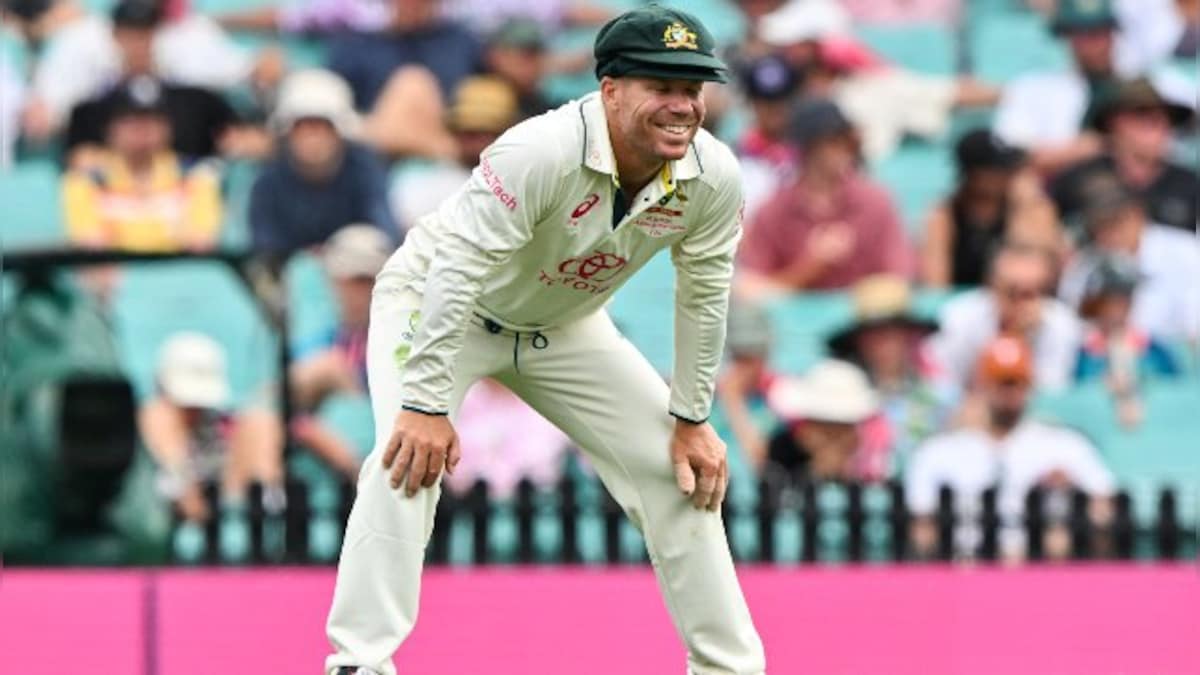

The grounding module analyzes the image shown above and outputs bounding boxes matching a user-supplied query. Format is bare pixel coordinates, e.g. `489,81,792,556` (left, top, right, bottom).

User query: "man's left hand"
670,418,729,512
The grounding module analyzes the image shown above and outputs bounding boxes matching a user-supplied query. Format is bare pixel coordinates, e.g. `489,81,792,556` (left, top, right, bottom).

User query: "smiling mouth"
655,123,693,137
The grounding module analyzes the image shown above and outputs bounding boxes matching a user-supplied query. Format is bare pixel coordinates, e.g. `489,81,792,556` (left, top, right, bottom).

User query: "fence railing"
170,476,1198,566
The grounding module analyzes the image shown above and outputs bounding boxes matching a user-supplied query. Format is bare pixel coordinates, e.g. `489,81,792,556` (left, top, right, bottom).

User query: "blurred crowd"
0,0,1196,564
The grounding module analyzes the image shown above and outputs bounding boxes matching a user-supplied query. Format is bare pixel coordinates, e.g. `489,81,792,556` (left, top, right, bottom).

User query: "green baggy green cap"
594,4,728,83
1051,0,1118,35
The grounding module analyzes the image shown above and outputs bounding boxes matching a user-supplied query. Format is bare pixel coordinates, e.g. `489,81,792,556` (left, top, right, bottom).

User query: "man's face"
114,27,155,76
107,113,171,160
991,253,1049,333
1092,293,1133,333
1109,107,1171,162
335,276,375,327
486,45,545,96
288,118,343,175
603,77,706,163
1090,206,1144,254
855,324,910,378
805,133,858,181
455,129,500,168
391,0,438,30
963,168,1011,208
751,98,792,140
796,420,858,478
982,373,1031,430
1067,29,1115,75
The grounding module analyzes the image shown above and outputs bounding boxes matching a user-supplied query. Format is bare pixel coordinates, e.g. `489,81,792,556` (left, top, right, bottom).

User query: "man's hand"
382,409,461,497
670,419,729,511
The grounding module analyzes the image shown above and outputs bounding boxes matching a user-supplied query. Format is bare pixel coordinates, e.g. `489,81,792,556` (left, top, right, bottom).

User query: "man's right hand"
382,409,461,497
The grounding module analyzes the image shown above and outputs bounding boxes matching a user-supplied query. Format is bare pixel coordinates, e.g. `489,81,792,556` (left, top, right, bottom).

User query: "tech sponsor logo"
537,251,627,294
479,158,517,211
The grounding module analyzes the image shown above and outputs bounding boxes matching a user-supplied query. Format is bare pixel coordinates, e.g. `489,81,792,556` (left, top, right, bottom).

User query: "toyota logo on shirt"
557,251,627,282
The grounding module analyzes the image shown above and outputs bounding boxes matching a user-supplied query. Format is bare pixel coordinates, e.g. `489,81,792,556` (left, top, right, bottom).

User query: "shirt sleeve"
669,156,744,423
871,184,914,278
904,441,940,516
62,172,105,244
1062,432,1116,497
399,131,556,413
183,166,223,245
248,170,287,255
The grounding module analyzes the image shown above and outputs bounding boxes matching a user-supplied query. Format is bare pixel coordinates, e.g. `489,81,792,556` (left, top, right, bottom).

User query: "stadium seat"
967,12,1070,84
868,139,955,237
854,24,957,76
0,160,65,248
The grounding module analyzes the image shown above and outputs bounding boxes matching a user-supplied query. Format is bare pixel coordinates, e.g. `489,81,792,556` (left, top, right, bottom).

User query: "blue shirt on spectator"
249,142,399,256
328,22,481,110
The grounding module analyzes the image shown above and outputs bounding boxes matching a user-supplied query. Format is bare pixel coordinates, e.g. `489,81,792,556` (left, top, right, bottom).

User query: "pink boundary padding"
2,565,1198,674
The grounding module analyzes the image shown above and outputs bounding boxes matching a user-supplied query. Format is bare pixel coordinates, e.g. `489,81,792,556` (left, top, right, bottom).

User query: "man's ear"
600,76,619,105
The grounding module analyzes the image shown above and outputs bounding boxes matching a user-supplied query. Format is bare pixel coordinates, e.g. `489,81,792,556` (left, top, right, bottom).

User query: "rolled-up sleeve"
399,133,555,413
669,158,744,423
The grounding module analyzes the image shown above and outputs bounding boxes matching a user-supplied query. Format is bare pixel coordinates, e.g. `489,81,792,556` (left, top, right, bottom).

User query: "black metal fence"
175,476,1198,566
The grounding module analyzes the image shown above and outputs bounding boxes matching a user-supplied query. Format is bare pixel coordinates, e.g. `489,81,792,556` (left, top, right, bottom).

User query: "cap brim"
1051,17,1118,35
826,316,937,360
615,50,729,82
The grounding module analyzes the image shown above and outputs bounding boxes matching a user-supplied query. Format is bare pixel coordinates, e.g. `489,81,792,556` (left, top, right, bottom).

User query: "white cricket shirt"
379,92,744,420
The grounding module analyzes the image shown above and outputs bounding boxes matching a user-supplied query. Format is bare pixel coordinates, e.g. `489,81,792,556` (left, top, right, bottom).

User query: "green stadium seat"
869,139,955,236
855,24,957,76
968,13,1070,84
0,161,65,248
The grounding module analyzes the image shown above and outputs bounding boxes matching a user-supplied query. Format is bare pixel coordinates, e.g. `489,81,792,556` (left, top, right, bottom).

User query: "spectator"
249,69,399,258
921,129,1061,288
755,0,1000,160
927,244,1082,391
61,76,221,252
22,0,278,142
735,54,802,219
993,0,1128,173
291,225,393,480
841,0,961,25
906,336,1116,561
1074,254,1180,427
138,332,285,525
714,300,779,471
328,0,480,158
825,276,951,474
217,0,394,34
442,0,614,36
1050,77,1197,234
444,378,573,499
481,17,552,119
390,75,519,231
1113,0,1199,69
763,359,886,483
0,58,23,169
1057,171,1200,341
737,98,913,298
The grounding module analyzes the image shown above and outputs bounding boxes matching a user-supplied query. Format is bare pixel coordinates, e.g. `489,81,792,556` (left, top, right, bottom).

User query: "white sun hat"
758,0,852,48
767,359,879,424
158,332,231,410
271,68,362,138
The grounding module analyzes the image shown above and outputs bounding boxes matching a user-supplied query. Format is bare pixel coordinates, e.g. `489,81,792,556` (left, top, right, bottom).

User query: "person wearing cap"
61,74,222,253
993,0,1137,174
482,16,553,119
714,300,780,471
1056,170,1200,342
390,75,521,232
1073,254,1180,427
906,335,1115,562
734,54,802,219
325,6,764,674
138,332,285,525
825,275,952,475
736,97,913,297
927,243,1082,391
921,128,1060,288
1050,77,1197,234
249,69,399,258
762,359,886,483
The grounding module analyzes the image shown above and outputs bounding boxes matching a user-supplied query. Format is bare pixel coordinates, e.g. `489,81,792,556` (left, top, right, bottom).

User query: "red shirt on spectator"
737,174,913,290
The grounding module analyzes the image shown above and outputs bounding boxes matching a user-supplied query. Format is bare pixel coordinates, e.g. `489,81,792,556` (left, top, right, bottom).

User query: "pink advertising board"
2,565,1197,674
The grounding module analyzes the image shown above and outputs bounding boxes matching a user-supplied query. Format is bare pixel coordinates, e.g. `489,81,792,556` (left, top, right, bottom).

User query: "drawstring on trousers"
481,317,549,373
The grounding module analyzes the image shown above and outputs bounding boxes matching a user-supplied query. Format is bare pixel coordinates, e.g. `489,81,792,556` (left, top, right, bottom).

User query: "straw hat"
826,275,936,360
767,360,879,424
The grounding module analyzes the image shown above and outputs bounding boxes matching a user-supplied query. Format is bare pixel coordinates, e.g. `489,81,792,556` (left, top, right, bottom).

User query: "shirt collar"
578,93,704,188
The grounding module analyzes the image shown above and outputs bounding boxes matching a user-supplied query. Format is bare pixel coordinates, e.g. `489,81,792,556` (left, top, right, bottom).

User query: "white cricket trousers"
325,285,766,675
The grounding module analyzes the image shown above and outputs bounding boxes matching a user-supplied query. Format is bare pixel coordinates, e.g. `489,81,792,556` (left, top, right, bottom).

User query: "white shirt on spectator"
1059,224,1200,341
1115,0,1187,73
31,13,252,126
925,289,1083,391
906,420,1115,522
1,57,24,169
993,71,1090,150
